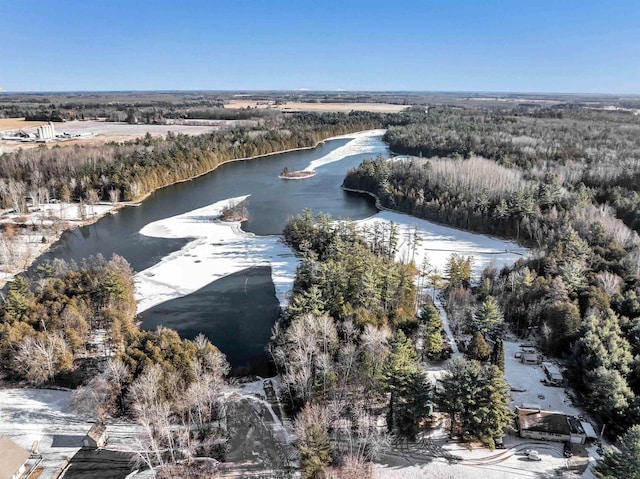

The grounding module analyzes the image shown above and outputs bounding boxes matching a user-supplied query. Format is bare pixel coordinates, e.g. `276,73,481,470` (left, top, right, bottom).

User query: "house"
0,436,30,479
542,362,564,386
83,422,108,449
516,407,586,444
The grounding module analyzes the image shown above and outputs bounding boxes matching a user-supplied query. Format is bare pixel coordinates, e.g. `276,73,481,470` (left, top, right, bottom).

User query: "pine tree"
438,358,483,436
394,369,432,440
490,338,505,372
473,296,504,335
467,331,490,362
380,331,430,437
594,424,640,479
421,303,443,360
474,365,513,448
299,423,332,479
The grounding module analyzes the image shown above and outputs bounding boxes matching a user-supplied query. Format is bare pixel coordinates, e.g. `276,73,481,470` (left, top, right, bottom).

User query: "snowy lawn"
0,388,91,479
503,339,579,414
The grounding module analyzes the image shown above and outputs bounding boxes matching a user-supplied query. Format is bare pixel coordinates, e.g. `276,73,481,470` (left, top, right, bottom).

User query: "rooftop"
0,435,30,479
517,407,572,436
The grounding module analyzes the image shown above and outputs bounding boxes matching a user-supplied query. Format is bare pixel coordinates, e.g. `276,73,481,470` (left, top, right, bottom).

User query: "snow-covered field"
356,211,527,279
134,196,298,313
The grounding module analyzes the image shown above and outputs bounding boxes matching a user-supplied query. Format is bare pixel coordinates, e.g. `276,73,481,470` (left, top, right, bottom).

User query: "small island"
220,199,249,222
279,166,316,180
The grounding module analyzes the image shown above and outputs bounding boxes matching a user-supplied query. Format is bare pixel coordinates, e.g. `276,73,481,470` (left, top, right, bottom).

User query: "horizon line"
1,89,639,97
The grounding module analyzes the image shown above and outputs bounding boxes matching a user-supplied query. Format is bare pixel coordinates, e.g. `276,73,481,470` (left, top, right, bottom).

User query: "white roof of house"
0,436,30,479
581,421,598,438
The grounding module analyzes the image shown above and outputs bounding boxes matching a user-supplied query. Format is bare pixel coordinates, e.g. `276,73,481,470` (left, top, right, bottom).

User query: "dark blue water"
34,134,388,371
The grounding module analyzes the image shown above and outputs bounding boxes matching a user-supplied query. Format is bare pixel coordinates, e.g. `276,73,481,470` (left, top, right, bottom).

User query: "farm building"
516,407,591,444
0,436,30,479
83,422,108,449
542,361,564,386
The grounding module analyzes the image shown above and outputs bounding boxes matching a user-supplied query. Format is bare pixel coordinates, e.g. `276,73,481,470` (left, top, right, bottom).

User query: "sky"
0,0,638,94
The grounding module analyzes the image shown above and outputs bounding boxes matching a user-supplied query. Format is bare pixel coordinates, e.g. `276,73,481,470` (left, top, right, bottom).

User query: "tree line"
0,112,385,213
343,107,640,441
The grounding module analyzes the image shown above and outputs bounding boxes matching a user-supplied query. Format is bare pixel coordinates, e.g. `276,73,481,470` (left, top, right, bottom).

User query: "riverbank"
0,129,383,289
0,201,122,287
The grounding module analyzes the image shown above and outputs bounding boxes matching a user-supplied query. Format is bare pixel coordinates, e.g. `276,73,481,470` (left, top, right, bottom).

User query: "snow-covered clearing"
503,339,579,414
303,129,386,171
356,211,527,278
134,196,298,313
0,201,115,287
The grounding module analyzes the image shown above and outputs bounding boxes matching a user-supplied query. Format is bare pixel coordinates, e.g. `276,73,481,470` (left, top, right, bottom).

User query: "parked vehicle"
527,450,542,461
563,441,573,458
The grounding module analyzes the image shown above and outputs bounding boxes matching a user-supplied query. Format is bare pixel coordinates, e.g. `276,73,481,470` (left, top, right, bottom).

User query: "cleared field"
0,119,258,152
0,118,47,131
225,100,410,112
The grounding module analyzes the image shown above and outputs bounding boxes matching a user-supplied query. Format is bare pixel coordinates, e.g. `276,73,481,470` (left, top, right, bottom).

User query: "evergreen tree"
421,303,443,360
395,369,432,440
467,331,490,361
594,424,640,479
438,358,511,447
295,404,333,479
380,331,431,437
299,423,332,479
473,296,504,335
445,254,472,288
490,338,505,372
474,365,513,448
438,358,483,436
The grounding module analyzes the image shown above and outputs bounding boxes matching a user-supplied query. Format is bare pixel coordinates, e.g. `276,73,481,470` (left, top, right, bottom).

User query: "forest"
0,255,231,475
271,211,512,477
0,111,385,213
343,107,640,441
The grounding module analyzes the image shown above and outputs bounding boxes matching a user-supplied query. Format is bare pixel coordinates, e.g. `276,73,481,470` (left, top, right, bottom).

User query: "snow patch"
303,129,386,172
135,196,298,313
355,210,527,278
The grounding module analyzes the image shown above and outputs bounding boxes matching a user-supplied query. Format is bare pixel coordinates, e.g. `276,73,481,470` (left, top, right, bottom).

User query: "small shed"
83,422,108,449
542,361,564,386
0,436,30,479
521,352,541,365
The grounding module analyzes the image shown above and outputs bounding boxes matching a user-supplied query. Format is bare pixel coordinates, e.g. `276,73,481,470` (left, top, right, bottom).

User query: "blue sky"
0,0,638,93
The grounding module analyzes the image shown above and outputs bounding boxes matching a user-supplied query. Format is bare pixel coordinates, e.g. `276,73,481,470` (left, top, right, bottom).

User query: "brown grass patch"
0,118,48,131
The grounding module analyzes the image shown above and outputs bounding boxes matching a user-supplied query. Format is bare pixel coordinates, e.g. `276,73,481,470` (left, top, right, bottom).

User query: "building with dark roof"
516,407,587,444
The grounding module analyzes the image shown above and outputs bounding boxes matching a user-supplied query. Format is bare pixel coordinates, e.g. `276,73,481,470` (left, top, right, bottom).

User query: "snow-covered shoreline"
0,201,119,287
134,196,299,314
303,129,385,172
355,210,527,279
